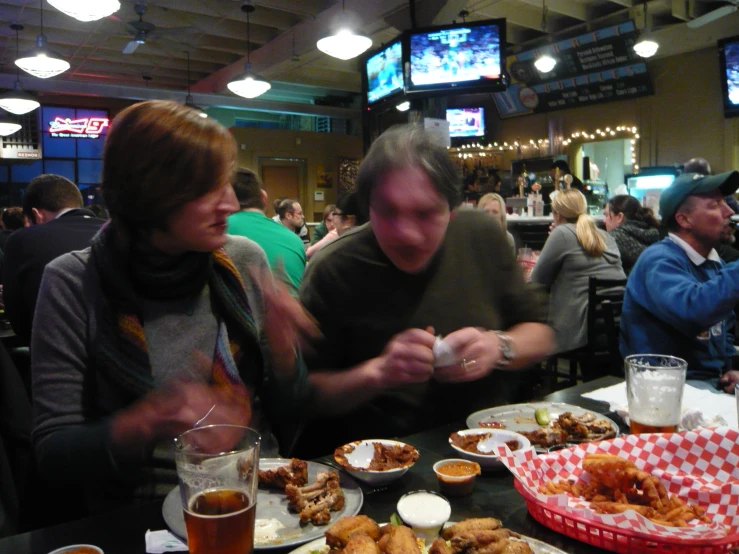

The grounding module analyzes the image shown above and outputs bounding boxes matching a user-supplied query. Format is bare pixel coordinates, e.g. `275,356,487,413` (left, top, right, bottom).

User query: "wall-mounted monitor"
365,39,404,106
446,107,485,137
406,19,506,95
719,34,739,118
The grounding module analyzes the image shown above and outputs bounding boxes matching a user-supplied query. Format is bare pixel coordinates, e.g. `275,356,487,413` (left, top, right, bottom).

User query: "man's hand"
718,370,739,394
433,328,499,383
372,328,436,388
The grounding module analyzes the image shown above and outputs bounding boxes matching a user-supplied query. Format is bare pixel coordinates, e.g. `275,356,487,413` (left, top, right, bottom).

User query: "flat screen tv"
446,107,485,137
365,39,404,105
719,34,739,118
406,19,506,95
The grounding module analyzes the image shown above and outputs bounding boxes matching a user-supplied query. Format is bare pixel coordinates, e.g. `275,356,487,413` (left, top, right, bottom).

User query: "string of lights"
449,124,641,171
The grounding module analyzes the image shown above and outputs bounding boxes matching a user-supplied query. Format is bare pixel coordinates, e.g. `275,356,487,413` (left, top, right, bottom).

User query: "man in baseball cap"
621,170,739,391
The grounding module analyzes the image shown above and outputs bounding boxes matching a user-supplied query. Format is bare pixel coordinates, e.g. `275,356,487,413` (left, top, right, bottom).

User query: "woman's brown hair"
102,100,237,230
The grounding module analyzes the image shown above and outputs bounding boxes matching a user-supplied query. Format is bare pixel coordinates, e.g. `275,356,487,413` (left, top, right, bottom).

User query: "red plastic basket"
514,480,739,554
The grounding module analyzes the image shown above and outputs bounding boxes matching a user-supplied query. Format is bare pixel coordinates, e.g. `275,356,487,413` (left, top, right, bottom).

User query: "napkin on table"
581,381,737,430
145,529,187,553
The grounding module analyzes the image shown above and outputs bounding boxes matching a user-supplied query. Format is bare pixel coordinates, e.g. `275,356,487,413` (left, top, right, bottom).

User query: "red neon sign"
48,117,110,138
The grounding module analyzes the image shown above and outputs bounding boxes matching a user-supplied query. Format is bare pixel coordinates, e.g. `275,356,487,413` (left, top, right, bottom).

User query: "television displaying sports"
406,19,506,94
446,107,485,137
366,40,404,105
719,34,739,118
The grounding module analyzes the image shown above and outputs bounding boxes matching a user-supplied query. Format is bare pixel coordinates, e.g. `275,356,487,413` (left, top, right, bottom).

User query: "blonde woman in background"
477,193,516,257
530,189,626,354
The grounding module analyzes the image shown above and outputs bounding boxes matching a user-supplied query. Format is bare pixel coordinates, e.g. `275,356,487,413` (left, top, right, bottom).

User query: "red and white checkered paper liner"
495,426,739,542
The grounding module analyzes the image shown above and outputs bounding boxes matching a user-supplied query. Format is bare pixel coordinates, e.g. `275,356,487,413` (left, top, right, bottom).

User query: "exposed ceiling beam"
515,0,593,21
432,0,471,25
192,0,411,94
0,73,360,119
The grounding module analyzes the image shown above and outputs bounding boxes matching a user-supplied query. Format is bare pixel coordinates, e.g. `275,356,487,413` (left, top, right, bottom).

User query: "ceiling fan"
122,2,196,54
687,0,739,28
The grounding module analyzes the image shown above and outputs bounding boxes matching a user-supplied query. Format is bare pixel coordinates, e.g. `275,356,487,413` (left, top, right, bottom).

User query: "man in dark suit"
2,174,106,344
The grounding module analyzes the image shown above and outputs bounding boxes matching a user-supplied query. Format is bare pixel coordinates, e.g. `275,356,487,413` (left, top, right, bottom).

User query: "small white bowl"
396,490,451,544
48,546,104,554
334,439,418,486
448,429,530,469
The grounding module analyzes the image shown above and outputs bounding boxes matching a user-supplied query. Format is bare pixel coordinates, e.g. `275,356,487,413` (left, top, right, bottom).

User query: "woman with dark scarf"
603,195,660,274
30,101,317,512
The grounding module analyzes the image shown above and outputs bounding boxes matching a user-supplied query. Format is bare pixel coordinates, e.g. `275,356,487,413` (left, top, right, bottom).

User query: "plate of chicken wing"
466,402,619,452
288,515,568,554
162,458,363,549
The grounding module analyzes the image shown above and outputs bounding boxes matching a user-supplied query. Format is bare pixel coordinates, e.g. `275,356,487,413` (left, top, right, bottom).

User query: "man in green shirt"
227,168,306,294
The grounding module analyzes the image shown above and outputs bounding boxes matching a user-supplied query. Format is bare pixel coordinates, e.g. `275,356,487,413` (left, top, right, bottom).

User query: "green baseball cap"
659,170,739,221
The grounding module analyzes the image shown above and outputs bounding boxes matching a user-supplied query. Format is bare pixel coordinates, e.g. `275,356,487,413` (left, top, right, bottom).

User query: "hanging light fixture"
16,0,70,78
227,4,271,99
633,0,659,58
316,0,372,60
534,0,557,73
0,112,22,137
48,0,120,22
184,51,207,118
0,24,41,115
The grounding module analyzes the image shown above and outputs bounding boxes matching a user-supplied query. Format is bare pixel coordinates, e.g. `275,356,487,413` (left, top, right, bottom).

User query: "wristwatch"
492,331,515,368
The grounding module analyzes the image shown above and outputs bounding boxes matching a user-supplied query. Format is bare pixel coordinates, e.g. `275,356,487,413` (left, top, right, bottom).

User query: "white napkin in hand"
432,335,460,367
145,530,188,553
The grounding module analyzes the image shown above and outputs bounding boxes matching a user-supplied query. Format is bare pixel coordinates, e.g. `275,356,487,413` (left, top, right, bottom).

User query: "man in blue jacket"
620,170,739,392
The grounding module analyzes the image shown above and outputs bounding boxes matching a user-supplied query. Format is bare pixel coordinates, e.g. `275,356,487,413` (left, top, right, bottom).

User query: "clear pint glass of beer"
625,355,687,434
174,425,260,554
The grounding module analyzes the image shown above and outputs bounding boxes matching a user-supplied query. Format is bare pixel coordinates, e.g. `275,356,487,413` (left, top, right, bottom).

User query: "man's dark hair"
356,125,461,217
683,157,711,175
273,196,288,215
551,159,572,173
1,207,26,231
277,198,297,219
232,167,265,210
336,191,367,226
22,174,83,220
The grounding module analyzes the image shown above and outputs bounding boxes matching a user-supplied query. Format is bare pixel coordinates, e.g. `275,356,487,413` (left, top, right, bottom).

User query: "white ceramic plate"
466,402,620,453
162,458,363,550
288,526,569,554
448,429,531,469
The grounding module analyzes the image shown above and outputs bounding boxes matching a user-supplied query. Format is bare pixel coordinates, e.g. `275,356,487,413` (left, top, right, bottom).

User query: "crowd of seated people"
4,105,739,541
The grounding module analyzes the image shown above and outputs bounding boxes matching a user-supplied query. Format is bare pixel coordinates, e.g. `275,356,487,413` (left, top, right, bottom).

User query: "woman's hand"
251,266,320,375
433,328,499,383
111,380,252,461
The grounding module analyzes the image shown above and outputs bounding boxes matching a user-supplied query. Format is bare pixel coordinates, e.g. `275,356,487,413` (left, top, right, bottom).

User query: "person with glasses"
295,125,554,457
310,204,336,245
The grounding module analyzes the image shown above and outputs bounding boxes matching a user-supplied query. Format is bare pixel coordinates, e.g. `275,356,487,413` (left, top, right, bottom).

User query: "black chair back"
582,276,627,380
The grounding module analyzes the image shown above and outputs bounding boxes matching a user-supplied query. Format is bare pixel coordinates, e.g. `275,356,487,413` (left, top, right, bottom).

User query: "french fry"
537,454,711,529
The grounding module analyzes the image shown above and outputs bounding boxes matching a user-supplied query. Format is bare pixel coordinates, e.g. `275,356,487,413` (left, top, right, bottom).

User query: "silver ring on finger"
461,358,477,371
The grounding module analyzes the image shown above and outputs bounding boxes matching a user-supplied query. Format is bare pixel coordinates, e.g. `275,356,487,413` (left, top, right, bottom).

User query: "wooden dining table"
0,376,625,554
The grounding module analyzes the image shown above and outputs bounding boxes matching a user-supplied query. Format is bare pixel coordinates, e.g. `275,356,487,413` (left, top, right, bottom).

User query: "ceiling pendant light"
534,0,557,73
0,24,41,115
317,0,372,60
633,0,659,58
16,0,70,78
184,51,207,118
48,0,120,22
0,112,22,137
227,4,271,99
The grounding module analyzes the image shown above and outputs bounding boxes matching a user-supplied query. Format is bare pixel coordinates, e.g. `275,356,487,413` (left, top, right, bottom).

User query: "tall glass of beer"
174,425,260,554
625,354,687,434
